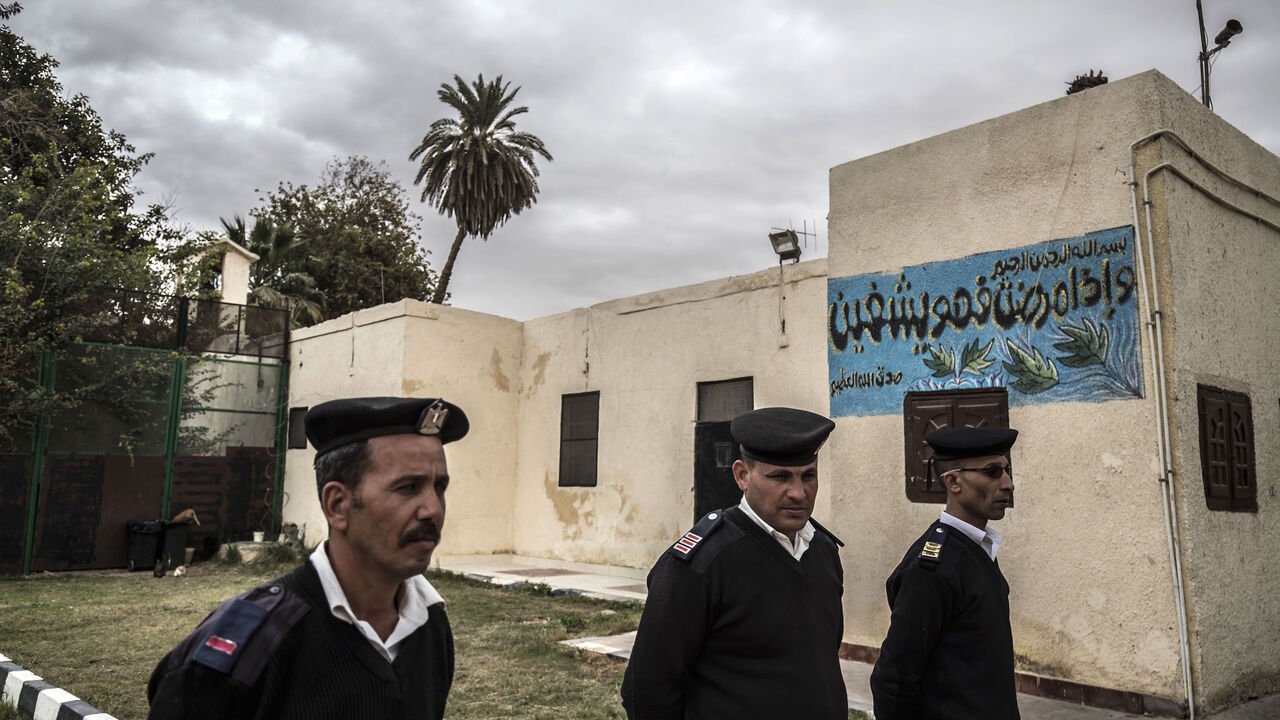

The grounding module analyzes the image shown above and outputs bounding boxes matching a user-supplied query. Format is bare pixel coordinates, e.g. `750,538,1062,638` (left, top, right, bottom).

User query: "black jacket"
147,560,453,720
621,507,846,720
870,521,1019,720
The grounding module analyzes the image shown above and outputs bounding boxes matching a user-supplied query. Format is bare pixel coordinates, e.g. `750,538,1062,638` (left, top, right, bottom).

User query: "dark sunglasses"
949,463,1013,480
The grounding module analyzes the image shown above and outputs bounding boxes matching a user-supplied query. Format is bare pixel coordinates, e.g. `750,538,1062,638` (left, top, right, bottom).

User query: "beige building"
283,70,1278,716
284,260,829,565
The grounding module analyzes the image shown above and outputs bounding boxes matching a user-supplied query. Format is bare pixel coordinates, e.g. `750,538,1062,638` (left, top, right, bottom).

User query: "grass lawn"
0,559,868,720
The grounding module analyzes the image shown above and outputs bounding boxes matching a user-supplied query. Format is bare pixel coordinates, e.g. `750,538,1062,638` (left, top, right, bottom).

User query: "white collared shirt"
939,510,1002,561
309,543,443,662
737,496,815,560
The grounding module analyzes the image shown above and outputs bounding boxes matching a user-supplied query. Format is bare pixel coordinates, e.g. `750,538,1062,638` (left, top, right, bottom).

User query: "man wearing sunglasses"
870,426,1021,720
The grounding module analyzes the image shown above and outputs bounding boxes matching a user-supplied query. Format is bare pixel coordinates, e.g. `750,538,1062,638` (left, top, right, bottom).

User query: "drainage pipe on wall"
1127,130,1193,719
1128,128,1280,718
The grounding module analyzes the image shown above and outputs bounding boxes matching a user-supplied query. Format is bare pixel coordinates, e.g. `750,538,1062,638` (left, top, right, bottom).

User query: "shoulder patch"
808,517,844,547
917,523,948,571
193,598,269,673
191,582,291,675
667,510,726,562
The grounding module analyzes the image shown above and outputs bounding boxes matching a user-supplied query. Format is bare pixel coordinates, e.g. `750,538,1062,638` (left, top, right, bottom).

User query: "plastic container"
158,520,192,571
126,520,164,571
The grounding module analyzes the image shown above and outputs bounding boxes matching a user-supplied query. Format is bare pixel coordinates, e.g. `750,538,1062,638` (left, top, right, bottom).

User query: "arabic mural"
828,225,1144,417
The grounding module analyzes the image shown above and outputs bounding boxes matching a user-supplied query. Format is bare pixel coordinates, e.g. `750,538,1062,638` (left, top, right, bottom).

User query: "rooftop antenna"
1196,1,1243,109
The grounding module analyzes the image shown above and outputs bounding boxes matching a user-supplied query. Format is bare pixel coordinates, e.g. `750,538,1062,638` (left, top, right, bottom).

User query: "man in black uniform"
147,396,467,720
870,426,1021,720
621,407,847,720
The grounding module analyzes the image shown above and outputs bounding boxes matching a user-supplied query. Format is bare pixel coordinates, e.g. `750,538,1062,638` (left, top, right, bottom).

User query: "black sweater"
147,560,453,720
870,521,1019,720
621,507,846,720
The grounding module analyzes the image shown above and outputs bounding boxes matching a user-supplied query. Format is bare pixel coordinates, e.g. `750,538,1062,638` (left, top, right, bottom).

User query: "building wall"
826,71,1188,700
218,243,256,306
284,302,524,553
282,267,827,561
283,303,411,547
507,260,830,569
400,303,524,555
1149,85,1280,711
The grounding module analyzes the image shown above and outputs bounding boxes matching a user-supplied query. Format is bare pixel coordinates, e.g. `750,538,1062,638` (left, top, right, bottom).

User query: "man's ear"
321,481,352,532
732,459,750,493
941,470,963,494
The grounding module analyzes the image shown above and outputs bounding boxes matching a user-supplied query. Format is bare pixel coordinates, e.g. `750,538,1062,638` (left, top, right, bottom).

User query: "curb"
454,571,645,605
0,653,117,720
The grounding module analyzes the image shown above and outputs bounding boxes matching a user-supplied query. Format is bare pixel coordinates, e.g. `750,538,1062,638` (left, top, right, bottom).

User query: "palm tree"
220,214,324,326
410,74,553,304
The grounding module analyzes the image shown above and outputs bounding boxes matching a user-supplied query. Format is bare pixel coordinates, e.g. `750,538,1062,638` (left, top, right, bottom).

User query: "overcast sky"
13,1,1278,320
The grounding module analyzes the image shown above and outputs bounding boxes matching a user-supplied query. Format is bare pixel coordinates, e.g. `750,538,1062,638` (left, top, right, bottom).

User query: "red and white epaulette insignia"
205,634,239,656
672,531,703,555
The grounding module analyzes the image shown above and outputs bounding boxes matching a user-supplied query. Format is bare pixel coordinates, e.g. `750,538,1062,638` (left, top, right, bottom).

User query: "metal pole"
160,356,188,520
21,351,55,575
268,303,291,535
270,361,290,536
1196,0,1212,108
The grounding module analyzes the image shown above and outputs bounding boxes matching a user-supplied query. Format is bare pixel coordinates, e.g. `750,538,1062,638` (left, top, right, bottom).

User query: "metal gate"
0,289,289,575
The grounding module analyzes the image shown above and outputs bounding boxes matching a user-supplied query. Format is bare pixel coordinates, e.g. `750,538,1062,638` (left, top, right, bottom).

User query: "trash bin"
159,520,193,572
126,520,164,571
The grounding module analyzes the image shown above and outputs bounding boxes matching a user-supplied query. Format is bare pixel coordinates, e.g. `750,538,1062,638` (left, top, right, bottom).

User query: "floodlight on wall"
1195,1,1244,110
769,229,802,263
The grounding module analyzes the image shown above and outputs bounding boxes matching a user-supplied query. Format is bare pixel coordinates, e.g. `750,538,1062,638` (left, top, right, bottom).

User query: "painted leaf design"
922,344,956,378
1002,338,1060,394
1053,318,1108,368
959,338,995,376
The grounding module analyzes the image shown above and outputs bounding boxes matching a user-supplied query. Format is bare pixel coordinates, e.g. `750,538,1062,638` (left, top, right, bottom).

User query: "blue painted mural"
827,225,1144,417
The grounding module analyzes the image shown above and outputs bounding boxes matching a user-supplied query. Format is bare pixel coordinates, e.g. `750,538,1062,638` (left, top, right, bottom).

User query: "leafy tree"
254,156,440,323
220,214,324,326
410,73,553,304
1,4,180,446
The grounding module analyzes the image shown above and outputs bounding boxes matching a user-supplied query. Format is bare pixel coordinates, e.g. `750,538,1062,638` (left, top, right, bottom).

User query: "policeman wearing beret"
870,426,1021,720
621,407,847,720
147,397,467,720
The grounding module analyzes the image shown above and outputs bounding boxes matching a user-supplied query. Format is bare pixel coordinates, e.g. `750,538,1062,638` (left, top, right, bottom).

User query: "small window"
1197,385,1256,512
288,407,308,449
697,378,753,422
714,441,735,468
903,389,1009,503
559,392,600,487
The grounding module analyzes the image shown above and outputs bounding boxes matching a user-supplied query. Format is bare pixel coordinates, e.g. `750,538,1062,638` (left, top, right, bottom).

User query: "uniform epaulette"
917,522,947,571
667,510,727,561
192,582,294,675
808,517,844,547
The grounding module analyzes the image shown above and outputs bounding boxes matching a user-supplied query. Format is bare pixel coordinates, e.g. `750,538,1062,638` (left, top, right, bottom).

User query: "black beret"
925,427,1018,461
305,397,469,460
730,407,835,467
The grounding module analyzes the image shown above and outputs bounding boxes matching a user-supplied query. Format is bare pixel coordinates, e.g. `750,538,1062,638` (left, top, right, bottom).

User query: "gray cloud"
13,1,1278,319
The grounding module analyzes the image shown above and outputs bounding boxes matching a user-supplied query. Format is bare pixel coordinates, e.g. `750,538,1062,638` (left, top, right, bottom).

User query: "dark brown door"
693,378,753,521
